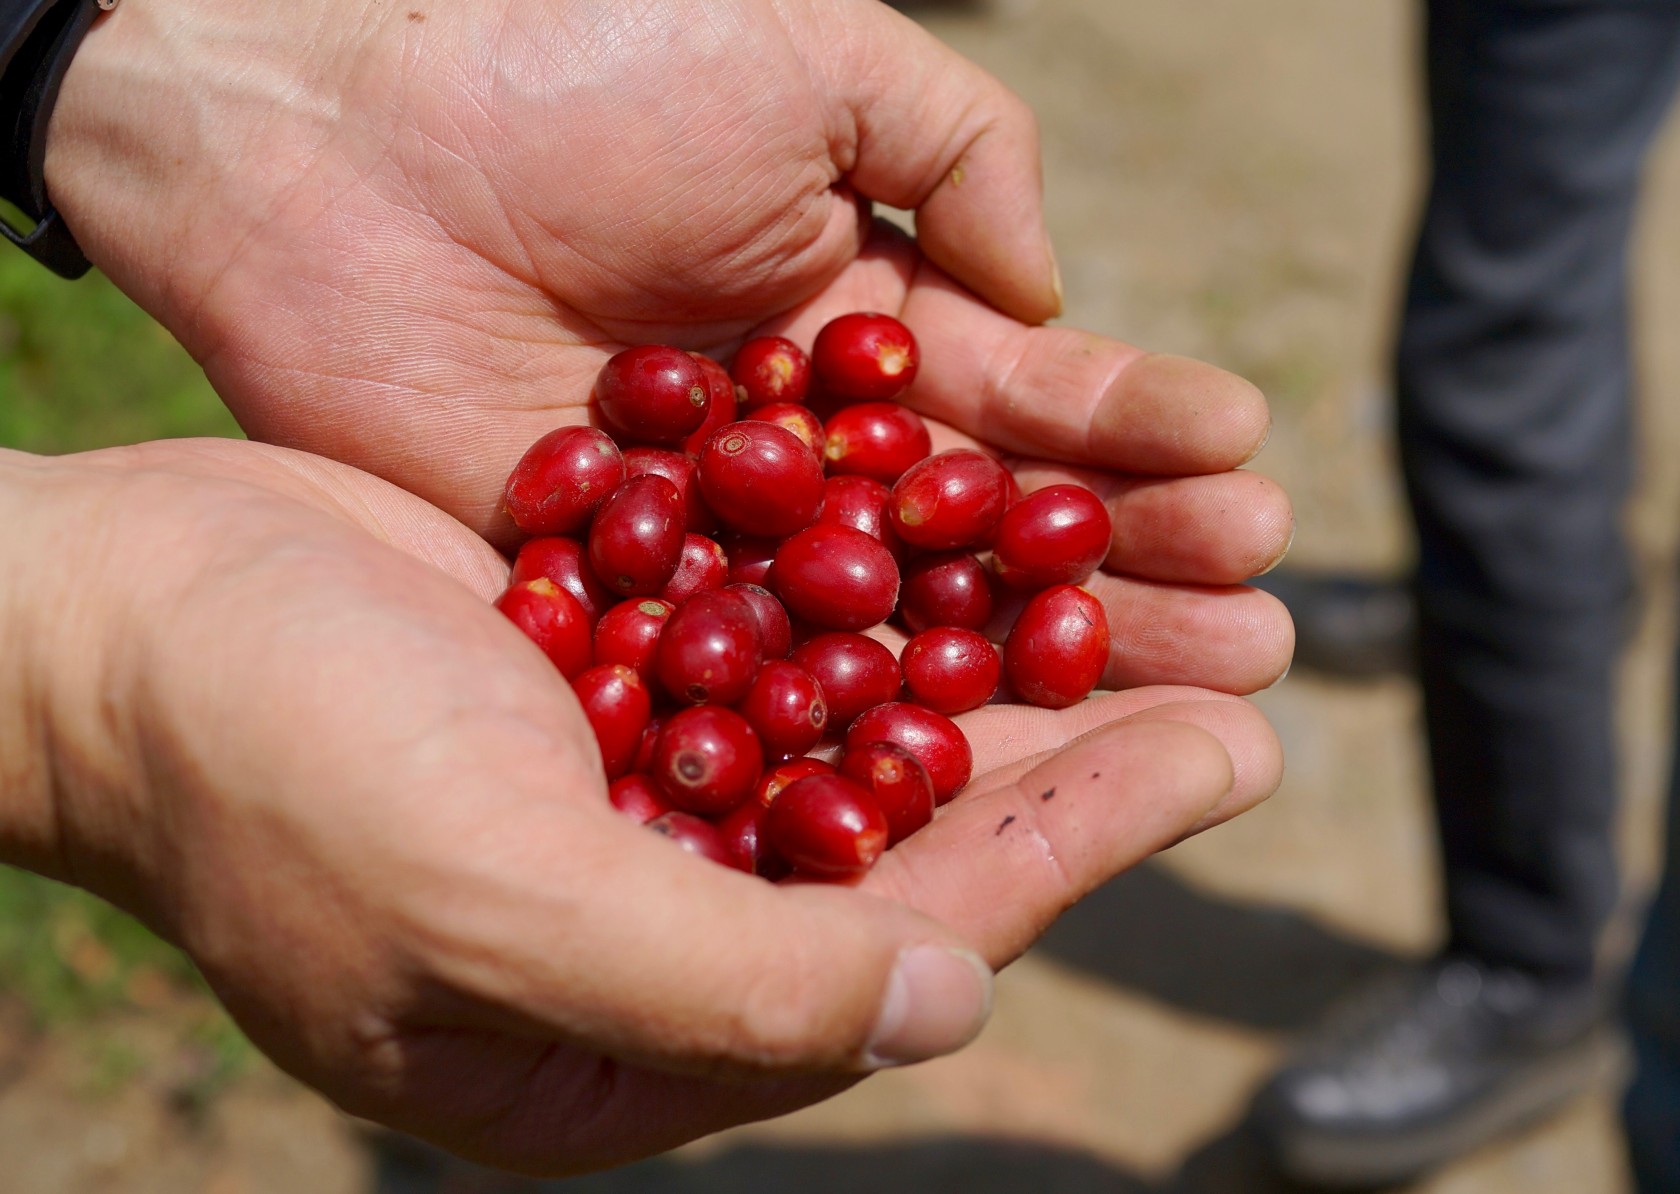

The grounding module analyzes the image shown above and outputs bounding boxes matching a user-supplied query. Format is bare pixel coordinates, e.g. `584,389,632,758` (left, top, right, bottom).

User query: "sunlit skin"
0,0,1305,1176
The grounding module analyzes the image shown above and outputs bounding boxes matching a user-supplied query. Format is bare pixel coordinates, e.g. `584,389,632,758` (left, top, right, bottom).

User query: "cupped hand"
48,0,1293,693
2,439,1279,1174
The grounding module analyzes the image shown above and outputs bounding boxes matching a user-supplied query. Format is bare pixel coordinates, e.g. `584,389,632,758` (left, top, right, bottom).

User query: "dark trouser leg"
1399,0,1680,980
1625,732,1680,1192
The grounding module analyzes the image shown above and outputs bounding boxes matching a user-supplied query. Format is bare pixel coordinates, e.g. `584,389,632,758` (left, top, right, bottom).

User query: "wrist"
0,451,63,876
0,451,169,925
41,0,368,333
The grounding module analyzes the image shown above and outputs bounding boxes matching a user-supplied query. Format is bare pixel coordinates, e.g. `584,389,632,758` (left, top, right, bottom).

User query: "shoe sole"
1263,1030,1614,1189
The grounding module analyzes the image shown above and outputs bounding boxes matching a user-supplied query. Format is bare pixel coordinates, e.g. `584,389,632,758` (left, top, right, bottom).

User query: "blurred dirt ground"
7,0,1679,1190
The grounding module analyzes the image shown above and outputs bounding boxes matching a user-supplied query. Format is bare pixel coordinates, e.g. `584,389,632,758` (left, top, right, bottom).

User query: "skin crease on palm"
0,0,1298,1177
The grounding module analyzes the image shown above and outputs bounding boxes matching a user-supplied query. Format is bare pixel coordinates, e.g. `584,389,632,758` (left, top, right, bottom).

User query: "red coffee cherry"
747,402,824,457
697,422,824,538
901,627,1001,715
634,715,662,774
681,354,742,456
753,756,837,808
588,474,686,596
738,660,828,759
771,524,900,632
495,578,592,680
1004,584,1110,709
504,425,624,536
898,551,994,634
822,402,931,484
608,774,673,824
790,632,902,729
658,534,730,604
571,664,653,779
838,741,936,846
815,474,906,560
731,335,811,409
623,446,716,533
889,449,1012,551
812,312,920,404
717,533,779,587
646,811,745,870
509,536,616,626
846,703,972,805
593,597,675,684
764,774,889,878
655,589,763,706
650,706,763,816
992,484,1113,591
725,582,792,659
716,801,779,875
593,345,710,445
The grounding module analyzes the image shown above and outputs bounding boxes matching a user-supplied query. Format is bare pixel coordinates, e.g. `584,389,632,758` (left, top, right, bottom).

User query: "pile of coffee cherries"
494,312,1113,881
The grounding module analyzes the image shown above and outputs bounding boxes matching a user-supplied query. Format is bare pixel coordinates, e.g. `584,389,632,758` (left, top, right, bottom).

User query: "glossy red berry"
716,801,779,876
822,402,931,483
495,578,592,680
593,598,674,684
815,475,905,560
594,345,710,445
790,632,902,729
731,336,811,409
725,582,792,659
753,756,837,808
747,402,824,457
608,774,673,824
571,664,653,779
504,425,624,536
588,474,686,596
697,422,824,538
898,551,994,634
509,536,616,626
992,484,1113,590
764,774,889,878
622,446,715,533
812,312,919,404
738,660,828,759
634,716,662,774
646,811,744,870
717,533,779,587
900,627,1001,715
650,706,763,816
658,534,730,604
655,589,763,705
681,354,742,456
889,449,1012,551
1004,584,1110,709
846,703,972,805
838,741,935,845
771,524,900,631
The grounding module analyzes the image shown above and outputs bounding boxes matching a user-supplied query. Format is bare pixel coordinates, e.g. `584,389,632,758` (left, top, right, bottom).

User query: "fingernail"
1256,520,1297,576
864,945,994,1068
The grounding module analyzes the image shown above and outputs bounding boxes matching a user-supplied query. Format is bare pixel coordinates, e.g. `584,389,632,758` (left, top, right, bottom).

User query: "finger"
982,573,1292,694
807,3,1059,323
951,688,1281,819
1006,461,1297,584
865,718,1234,965
898,265,1271,473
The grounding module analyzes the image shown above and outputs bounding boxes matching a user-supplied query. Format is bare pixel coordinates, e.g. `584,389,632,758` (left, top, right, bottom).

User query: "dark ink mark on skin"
996,815,1017,835
1041,787,1057,801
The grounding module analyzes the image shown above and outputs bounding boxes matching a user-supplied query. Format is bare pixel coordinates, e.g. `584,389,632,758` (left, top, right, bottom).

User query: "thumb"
425,800,995,1073
809,2,1061,324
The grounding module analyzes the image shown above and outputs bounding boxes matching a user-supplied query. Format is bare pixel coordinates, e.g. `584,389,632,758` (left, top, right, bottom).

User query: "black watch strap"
0,0,115,279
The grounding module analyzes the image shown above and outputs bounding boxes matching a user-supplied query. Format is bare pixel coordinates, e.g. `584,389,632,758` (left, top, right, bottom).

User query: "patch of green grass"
0,249,238,455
